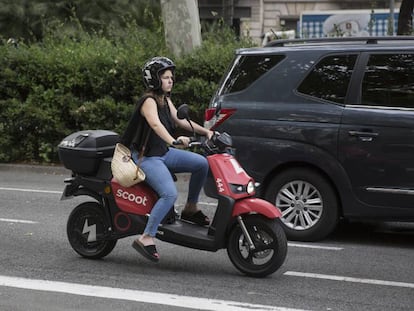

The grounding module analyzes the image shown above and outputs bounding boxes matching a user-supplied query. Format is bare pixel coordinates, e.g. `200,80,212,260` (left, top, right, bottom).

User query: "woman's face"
160,69,174,93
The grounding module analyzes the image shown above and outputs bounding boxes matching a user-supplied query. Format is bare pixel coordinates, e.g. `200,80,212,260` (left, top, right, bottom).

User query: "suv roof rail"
265,36,414,47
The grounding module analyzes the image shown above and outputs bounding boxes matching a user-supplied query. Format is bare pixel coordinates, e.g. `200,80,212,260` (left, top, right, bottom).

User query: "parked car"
204,36,414,241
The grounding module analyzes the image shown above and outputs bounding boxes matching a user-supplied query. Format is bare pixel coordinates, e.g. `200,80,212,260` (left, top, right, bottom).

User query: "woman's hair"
143,90,168,107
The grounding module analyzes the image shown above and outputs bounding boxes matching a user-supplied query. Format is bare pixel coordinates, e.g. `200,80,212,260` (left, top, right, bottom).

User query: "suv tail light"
204,108,236,130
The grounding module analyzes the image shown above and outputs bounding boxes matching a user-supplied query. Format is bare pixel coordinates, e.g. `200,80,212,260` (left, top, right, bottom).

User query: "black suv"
204,37,414,241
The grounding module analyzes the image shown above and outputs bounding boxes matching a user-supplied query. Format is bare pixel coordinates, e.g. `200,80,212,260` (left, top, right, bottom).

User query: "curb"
0,163,70,175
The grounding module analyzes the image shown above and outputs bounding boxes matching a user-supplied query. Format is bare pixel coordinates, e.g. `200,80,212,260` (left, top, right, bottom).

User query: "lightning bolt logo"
82,219,97,242
144,69,152,83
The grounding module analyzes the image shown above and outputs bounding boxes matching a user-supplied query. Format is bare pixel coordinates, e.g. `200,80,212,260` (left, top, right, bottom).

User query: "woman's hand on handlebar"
174,136,191,147
206,130,215,140
173,136,203,148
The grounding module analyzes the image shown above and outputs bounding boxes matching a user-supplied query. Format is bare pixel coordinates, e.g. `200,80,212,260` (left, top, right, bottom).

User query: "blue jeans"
132,147,209,237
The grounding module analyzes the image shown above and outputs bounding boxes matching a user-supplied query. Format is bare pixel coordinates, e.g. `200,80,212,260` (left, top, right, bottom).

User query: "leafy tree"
0,0,161,41
0,0,48,41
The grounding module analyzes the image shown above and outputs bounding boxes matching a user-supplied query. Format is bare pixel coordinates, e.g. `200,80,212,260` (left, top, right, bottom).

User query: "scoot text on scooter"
116,189,148,206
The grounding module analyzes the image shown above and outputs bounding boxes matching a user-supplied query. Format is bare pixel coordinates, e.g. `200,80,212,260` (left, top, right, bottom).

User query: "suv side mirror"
215,100,222,117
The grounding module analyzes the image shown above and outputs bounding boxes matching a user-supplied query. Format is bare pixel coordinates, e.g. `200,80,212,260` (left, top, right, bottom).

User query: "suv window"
297,55,358,104
220,55,285,95
361,53,414,109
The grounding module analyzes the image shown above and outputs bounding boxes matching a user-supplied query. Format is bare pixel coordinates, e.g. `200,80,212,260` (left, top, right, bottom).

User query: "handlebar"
173,136,198,147
174,105,233,154
174,132,233,155
188,141,202,148
188,136,202,148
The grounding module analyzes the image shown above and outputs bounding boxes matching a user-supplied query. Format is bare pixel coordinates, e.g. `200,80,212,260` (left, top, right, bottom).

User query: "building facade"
198,0,402,44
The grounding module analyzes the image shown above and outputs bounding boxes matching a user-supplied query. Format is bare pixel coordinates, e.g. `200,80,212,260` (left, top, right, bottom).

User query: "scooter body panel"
111,179,157,215
207,153,254,200
233,197,282,219
207,152,281,219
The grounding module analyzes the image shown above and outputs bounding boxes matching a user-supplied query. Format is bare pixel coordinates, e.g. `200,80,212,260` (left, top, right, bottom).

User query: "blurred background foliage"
0,0,254,163
0,0,163,41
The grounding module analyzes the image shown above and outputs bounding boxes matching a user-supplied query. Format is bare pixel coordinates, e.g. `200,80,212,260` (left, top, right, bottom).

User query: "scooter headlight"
247,181,255,194
230,181,255,195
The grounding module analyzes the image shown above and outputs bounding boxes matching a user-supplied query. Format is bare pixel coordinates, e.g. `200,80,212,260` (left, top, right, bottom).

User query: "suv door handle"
348,130,379,142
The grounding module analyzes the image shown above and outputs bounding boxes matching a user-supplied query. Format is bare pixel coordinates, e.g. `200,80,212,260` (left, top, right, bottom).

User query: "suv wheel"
265,168,339,241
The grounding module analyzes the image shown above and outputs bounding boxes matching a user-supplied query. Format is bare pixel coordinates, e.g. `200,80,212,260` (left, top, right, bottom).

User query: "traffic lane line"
288,243,343,251
285,271,414,289
1,190,412,296
0,217,343,251
0,275,307,311
0,218,38,224
0,218,343,252
0,187,62,194
2,214,409,290
0,186,344,252
1,270,413,311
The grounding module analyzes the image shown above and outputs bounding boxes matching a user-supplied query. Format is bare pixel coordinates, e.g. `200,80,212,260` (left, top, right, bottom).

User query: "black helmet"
142,56,175,90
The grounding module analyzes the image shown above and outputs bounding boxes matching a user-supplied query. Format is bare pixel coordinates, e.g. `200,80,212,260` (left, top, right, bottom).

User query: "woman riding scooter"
121,56,214,262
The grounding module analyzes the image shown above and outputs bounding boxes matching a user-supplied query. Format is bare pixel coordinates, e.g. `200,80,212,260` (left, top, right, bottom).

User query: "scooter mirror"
177,104,195,134
177,104,189,120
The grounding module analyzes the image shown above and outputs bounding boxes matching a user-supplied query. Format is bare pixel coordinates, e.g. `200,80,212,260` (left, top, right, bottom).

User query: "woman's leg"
164,148,208,204
140,156,178,237
163,148,210,225
131,152,177,239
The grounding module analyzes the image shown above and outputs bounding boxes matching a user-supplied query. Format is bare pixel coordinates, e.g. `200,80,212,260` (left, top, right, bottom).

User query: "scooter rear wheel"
227,215,287,278
67,202,117,259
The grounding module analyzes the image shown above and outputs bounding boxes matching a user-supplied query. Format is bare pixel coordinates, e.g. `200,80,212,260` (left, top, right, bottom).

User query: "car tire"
265,168,339,241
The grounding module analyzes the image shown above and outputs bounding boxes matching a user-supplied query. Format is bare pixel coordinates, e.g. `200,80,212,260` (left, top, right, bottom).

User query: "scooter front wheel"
227,215,287,278
67,202,117,259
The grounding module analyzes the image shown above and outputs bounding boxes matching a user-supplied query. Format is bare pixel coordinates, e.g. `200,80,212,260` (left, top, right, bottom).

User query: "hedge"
0,22,254,163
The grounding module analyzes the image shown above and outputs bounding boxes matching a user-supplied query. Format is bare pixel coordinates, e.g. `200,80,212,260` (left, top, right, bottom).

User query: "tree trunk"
160,0,202,57
397,0,414,35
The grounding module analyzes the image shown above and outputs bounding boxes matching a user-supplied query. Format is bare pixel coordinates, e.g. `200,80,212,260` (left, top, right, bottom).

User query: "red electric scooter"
58,105,287,277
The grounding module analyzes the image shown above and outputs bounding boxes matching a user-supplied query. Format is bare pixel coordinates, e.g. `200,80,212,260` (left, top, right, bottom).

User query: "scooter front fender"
233,197,282,219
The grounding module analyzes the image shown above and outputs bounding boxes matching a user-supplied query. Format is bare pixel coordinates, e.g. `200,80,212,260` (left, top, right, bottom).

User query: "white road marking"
0,218,38,224
2,186,412,291
285,271,414,289
0,187,341,251
288,243,343,251
0,275,307,311
199,201,218,206
0,187,214,205
0,187,62,194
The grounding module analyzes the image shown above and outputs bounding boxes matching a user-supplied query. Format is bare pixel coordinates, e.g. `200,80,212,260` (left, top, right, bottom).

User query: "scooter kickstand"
237,216,255,250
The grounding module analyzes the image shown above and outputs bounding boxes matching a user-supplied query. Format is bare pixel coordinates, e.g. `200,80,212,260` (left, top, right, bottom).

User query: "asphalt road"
0,164,413,311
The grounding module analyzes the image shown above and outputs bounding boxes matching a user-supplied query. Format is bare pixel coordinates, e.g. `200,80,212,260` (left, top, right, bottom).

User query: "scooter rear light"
204,108,236,130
